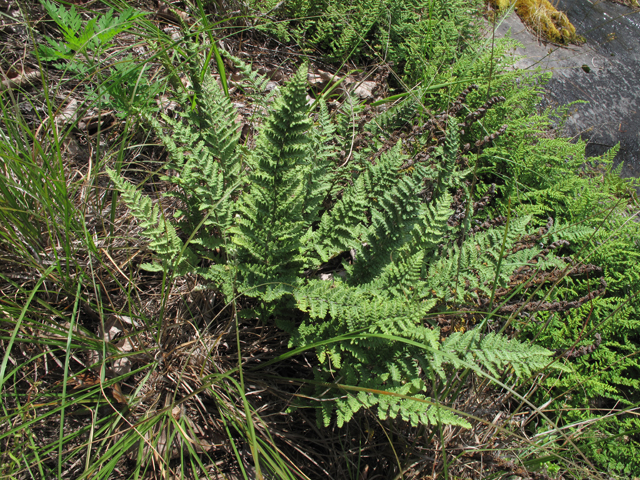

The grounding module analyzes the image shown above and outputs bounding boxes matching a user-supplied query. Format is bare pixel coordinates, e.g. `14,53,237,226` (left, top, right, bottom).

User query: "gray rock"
492,0,640,182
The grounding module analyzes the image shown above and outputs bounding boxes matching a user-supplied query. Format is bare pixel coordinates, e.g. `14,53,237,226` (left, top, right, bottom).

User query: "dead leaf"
172,406,181,420
63,136,80,156
353,81,377,99
87,314,144,378
111,382,127,404
68,372,101,390
110,356,131,376
0,68,39,92
77,111,116,135
155,4,190,25
55,99,78,127
307,71,326,86
265,81,279,92
307,69,339,91
157,95,179,112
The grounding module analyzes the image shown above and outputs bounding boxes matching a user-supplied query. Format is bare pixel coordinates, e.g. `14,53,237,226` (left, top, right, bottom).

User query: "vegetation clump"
490,0,583,44
109,59,578,429
0,0,639,478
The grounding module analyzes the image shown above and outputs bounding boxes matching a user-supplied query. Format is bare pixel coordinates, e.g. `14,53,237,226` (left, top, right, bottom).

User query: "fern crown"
110,56,569,427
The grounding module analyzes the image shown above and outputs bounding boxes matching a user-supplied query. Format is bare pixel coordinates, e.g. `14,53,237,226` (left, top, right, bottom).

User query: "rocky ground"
494,0,640,183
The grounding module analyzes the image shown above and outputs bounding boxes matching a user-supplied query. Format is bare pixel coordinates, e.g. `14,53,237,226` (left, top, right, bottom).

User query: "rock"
493,0,640,184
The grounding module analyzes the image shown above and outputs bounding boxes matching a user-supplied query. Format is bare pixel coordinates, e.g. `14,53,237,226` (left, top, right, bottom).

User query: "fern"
302,98,336,225
106,171,197,274
222,50,278,112
38,1,137,73
347,146,424,284
244,0,481,85
230,64,312,297
110,53,573,429
441,330,566,378
293,279,564,426
310,173,368,264
147,52,242,239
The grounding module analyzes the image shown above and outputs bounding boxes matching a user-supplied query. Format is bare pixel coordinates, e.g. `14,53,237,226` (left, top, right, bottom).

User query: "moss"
489,0,514,9
489,0,583,44
609,0,639,7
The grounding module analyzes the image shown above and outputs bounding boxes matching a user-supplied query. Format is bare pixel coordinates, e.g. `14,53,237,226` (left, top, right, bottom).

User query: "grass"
1,0,639,479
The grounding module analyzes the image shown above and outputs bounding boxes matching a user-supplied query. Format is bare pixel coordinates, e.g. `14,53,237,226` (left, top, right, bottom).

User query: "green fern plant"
230,64,314,298
38,1,138,74
244,0,482,85
37,1,161,117
109,54,570,428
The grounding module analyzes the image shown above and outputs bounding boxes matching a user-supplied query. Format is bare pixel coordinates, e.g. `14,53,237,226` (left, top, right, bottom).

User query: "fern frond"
222,50,277,111
294,279,442,426
231,64,313,293
433,116,471,195
413,192,452,259
441,330,568,378
106,170,197,274
145,54,242,237
427,216,532,301
351,170,423,284
302,98,337,225
311,174,368,263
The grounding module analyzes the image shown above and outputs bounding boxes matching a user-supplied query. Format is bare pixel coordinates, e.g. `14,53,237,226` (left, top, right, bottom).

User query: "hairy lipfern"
110,54,570,429
231,64,313,299
106,171,197,274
